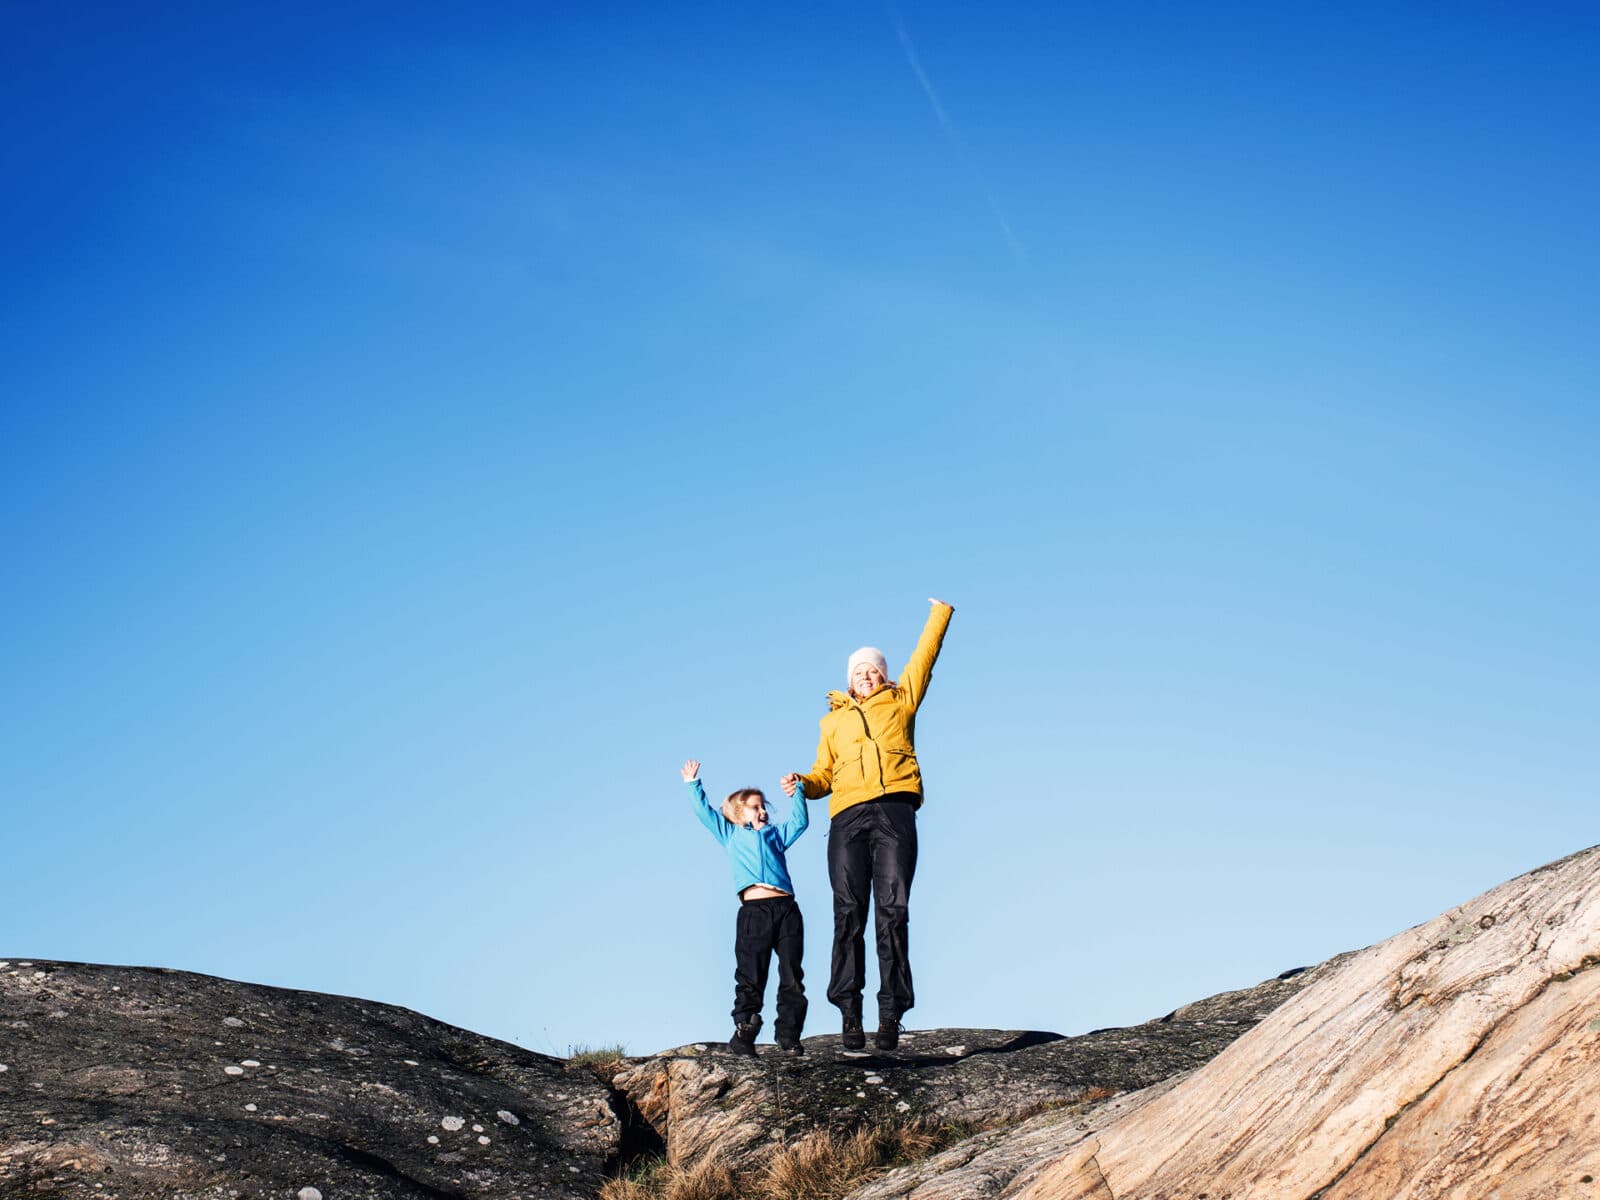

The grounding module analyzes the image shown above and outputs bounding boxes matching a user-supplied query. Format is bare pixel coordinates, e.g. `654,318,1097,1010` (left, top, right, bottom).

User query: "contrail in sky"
889,6,1026,263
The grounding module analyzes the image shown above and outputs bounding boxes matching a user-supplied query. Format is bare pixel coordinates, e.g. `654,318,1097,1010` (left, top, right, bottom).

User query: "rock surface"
612,962,1332,1174
858,844,1600,1200
0,960,620,1199
12,846,1595,1200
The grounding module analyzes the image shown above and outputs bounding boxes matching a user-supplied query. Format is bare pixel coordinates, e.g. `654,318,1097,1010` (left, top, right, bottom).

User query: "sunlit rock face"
613,964,1330,1176
0,961,619,1199
856,844,1600,1200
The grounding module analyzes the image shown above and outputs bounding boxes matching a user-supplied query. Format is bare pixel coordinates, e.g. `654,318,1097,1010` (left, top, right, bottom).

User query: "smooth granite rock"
0,961,620,1199
856,844,1600,1200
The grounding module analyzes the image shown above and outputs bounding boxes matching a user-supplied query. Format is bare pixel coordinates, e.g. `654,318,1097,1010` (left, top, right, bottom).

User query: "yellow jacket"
800,601,954,819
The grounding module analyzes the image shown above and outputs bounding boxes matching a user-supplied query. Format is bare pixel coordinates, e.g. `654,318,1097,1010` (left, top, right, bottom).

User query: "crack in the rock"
1304,956,1599,1200
1076,1139,1118,1200
330,1140,469,1200
597,1075,664,1178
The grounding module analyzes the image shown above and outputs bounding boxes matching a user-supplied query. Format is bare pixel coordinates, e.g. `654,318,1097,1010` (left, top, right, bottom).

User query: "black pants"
827,796,918,1020
733,894,807,1040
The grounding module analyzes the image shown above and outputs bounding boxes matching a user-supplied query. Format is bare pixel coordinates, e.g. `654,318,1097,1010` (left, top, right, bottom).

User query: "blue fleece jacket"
688,779,809,896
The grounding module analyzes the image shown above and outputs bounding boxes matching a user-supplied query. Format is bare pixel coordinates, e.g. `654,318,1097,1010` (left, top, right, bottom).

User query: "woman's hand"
681,759,701,782
780,772,800,796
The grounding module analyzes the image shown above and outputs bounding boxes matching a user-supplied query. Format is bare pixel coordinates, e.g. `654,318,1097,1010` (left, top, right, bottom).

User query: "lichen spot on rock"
241,1059,261,1068
404,1059,419,1066
0,1064,8,1072
478,1135,491,1145
223,1016,245,1027
297,1189,323,1200
224,1066,245,1076
441,1115,466,1131
497,1110,520,1125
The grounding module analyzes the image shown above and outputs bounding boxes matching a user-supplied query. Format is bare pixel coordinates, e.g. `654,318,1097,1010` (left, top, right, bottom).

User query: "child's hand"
780,772,799,797
681,759,701,782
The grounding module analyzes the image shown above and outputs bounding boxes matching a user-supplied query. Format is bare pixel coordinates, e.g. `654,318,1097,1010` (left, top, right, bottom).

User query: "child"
682,758,809,1056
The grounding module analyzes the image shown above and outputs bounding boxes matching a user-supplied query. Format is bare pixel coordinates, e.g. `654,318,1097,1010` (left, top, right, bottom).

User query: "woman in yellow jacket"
781,597,953,1051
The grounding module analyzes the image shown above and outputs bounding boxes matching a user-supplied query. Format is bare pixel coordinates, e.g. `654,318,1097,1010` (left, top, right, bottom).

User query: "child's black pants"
733,894,806,1040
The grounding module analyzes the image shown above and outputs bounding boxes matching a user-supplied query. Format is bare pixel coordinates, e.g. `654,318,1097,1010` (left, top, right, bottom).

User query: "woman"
781,597,953,1051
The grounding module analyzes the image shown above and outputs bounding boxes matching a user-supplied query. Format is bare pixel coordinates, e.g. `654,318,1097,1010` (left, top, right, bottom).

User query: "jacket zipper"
854,703,884,788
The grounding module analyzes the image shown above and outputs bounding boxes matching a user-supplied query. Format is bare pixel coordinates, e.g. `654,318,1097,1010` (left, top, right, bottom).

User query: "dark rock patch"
0,960,619,1199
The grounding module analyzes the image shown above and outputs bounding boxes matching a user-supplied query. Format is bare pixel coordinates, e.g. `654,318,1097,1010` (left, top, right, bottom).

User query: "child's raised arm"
683,759,731,842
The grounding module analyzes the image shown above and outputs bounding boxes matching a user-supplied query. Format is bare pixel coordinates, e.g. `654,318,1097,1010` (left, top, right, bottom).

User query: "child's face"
741,794,769,828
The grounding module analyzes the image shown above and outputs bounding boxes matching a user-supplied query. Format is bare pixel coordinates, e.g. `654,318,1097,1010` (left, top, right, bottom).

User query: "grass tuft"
567,1043,630,1071
600,1154,734,1200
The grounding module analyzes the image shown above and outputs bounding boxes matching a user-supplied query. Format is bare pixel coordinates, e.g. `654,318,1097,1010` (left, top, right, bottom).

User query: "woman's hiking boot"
776,1033,805,1056
875,1016,902,1051
728,1014,761,1057
841,1012,866,1051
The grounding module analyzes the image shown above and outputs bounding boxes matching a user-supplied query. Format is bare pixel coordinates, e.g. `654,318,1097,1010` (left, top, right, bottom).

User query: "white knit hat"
847,646,888,685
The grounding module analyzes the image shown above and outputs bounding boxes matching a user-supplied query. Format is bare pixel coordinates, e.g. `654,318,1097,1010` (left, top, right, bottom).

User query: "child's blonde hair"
721,788,766,823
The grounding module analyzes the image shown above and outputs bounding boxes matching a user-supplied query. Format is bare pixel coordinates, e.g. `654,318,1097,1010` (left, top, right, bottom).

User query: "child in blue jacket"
682,758,809,1056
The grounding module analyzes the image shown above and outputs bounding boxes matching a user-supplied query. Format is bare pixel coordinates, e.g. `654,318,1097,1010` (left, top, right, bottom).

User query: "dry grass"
762,1123,943,1200
599,1121,961,1200
600,1154,735,1200
567,1043,630,1073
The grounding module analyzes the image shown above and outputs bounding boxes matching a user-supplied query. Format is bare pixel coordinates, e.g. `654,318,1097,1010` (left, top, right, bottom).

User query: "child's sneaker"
841,1013,866,1051
728,1015,761,1057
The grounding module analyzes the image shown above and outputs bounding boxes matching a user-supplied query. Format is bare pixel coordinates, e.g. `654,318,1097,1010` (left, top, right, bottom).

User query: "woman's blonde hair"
721,788,766,824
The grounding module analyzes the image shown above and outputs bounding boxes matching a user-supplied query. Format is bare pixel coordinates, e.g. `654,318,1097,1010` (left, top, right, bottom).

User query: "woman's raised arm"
898,598,954,710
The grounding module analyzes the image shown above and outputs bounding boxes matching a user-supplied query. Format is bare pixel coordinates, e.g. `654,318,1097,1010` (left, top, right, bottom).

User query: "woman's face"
850,662,886,697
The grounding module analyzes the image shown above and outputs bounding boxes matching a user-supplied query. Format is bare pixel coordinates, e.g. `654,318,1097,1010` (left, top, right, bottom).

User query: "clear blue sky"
3,1,1596,1056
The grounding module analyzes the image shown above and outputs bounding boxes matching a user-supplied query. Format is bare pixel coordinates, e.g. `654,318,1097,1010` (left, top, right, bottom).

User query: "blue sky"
3,1,1596,1056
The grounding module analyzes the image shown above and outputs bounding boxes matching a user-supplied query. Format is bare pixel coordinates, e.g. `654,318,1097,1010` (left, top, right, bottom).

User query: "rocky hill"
5,843,1596,1199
